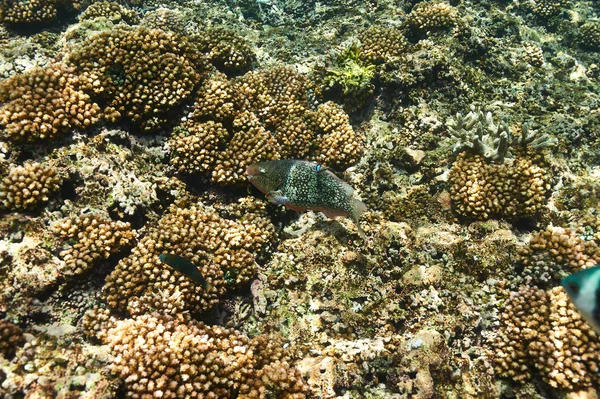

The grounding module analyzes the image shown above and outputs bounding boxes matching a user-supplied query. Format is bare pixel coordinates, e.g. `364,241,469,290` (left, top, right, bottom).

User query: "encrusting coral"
171,67,362,185
51,214,136,278
81,312,307,398
102,201,274,315
0,162,62,211
67,26,208,131
492,285,600,390
0,64,100,143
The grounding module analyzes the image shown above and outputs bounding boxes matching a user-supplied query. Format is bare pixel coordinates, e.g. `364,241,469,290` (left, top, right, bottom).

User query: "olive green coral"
67,26,208,132
0,162,62,211
0,64,100,143
579,21,600,51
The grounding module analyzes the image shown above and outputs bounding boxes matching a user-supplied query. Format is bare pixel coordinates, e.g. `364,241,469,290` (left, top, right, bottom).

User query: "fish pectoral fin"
267,190,288,205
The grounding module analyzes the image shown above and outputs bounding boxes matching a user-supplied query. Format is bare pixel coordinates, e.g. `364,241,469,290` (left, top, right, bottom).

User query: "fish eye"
315,164,322,171
567,281,580,294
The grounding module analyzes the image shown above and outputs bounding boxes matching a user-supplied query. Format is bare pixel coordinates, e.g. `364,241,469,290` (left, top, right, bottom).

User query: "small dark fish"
158,253,213,291
561,265,600,334
246,159,367,239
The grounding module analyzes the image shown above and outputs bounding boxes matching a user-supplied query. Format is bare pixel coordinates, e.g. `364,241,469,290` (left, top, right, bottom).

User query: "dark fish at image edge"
561,264,600,334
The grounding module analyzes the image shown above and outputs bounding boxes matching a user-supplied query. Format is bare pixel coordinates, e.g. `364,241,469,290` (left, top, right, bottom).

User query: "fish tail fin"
351,198,367,240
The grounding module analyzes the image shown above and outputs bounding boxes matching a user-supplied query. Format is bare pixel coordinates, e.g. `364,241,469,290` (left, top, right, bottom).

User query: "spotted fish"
561,265,600,334
246,159,367,239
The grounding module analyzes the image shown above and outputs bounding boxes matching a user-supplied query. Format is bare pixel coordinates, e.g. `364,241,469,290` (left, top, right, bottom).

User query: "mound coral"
0,0,77,24
579,21,600,51
532,0,570,18
517,225,600,285
195,27,256,75
171,67,362,185
407,1,461,34
0,319,25,359
79,1,138,24
0,162,62,211
0,64,100,143
358,26,408,65
492,285,600,390
51,214,135,278
102,201,274,315
82,312,307,398
67,26,208,131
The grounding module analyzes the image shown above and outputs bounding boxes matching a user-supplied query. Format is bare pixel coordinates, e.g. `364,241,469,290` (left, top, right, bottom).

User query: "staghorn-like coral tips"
79,1,138,24
51,214,135,278
0,162,62,211
82,312,307,398
492,285,600,390
0,64,100,143
0,319,25,359
358,26,408,65
102,202,274,315
171,67,362,185
67,26,208,132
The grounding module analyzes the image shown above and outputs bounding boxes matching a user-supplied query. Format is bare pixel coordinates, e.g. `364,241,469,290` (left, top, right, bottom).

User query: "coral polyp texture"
82,312,307,398
517,225,600,285
0,0,77,24
51,214,135,278
0,162,62,211
0,319,25,359
67,26,208,131
448,152,550,220
195,27,256,75
407,1,461,34
102,202,274,315
579,21,600,51
0,64,100,143
171,67,362,185
358,26,408,64
492,285,600,390
532,0,570,18
79,1,138,24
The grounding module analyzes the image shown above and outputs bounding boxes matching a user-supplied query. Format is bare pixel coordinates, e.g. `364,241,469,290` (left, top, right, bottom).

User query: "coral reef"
0,0,78,24
102,202,274,315
0,64,100,143
358,26,408,65
532,0,570,18
407,1,461,35
79,1,138,24
51,214,135,278
492,285,600,390
0,162,62,211
0,319,24,358
580,21,600,51
67,26,208,131
195,27,256,75
173,67,362,185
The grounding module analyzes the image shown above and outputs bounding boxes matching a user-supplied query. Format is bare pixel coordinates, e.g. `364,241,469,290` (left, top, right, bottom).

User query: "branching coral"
0,162,62,211
579,21,600,51
407,1,461,34
358,26,408,65
517,225,600,285
0,0,78,24
102,202,274,315
492,285,600,390
171,67,362,185
79,1,138,24
0,319,25,359
194,27,256,75
67,26,208,131
51,214,135,278
532,0,570,18
0,64,100,143
82,312,307,398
